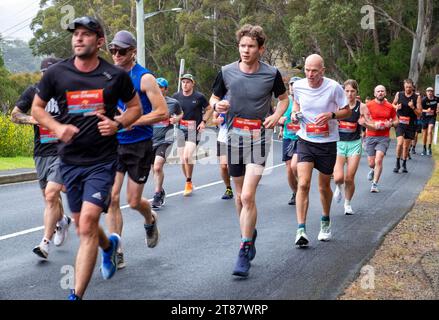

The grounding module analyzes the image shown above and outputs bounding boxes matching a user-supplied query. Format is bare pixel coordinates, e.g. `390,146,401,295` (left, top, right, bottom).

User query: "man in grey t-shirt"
151,77,183,208
210,24,289,278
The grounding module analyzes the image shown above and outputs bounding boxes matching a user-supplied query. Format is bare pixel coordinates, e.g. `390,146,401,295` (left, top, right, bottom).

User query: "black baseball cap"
67,16,105,38
40,57,62,72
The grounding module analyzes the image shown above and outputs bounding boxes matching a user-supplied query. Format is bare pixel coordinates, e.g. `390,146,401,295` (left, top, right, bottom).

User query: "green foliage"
0,113,34,157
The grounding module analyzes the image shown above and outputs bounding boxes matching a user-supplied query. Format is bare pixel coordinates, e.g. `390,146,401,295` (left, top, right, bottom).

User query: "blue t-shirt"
282,96,299,141
117,63,153,144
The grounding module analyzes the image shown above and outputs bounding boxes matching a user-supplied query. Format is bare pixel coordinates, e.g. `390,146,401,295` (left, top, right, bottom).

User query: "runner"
151,77,183,208
292,54,350,248
106,30,168,269
210,24,289,277
420,87,438,156
31,17,142,300
11,57,70,259
212,110,234,199
172,74,213,196
333,79,366,215
278,76,302,205
392,79,422,173
363,85,399,193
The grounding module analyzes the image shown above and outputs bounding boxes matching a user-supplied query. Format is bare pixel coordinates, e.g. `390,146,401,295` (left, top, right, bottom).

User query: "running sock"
144,223,154,230
396,158,400,166
298,223,306,230
402,159,407,166
226,186,232,190
321,216,330,222
42,238,50,244
344,199,351,207
241,237,253,244
186,178,192,183
429,144,432,151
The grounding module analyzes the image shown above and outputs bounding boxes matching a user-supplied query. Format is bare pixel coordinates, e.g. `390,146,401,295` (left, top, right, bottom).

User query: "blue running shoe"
100,233,120,280
68,289,81,300
221,188,234,200
248,229,257,261
232,243,251,277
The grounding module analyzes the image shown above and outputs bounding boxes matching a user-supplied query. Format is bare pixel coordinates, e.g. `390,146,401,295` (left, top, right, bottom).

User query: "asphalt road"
0,135,434,300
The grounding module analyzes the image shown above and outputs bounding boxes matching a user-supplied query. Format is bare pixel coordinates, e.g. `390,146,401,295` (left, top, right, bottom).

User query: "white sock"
344,199,351,207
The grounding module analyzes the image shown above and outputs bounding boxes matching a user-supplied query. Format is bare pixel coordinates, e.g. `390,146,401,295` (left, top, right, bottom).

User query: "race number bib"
39,126,58,144
231,117,262,138
66,89,105,116
338,121,358,133
286,122,300,135
179,120,196,131
153,119,170,128
399,116,410,125
306,123,329,138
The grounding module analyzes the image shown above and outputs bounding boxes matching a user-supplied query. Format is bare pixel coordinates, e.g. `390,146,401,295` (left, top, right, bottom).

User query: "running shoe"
427,149,432,156
367,170,374,181
68,289,81,300
370,183,380,193
151,189,165,209
333,185,343,204
288,192,296,205
221,188,234,200
402,164,408,173
295,228,309,248
393,163,400,173
318,220,332,241
54,215,71,247
183,181,193,196
248,229,257,261
421,150,427,156
33,239,49,259
116,250,126,270
145,211,160,248
232,243,251,277
100,233,120,280
411,147,416,154
344,204,354,215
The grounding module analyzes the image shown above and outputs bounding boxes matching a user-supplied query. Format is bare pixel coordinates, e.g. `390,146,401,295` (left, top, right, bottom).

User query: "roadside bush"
0,112,33,157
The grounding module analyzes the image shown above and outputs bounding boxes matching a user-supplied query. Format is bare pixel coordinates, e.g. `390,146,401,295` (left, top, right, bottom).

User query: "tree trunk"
409,0,433,85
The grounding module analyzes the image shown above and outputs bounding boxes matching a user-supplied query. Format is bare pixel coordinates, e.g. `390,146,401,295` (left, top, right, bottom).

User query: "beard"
74,45,96,59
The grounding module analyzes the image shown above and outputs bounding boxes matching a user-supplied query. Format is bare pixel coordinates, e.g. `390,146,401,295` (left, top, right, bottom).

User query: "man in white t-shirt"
291,54,350,247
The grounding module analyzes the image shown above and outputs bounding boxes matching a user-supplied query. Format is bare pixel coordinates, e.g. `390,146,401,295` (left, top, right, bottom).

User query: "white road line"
0,163,285,241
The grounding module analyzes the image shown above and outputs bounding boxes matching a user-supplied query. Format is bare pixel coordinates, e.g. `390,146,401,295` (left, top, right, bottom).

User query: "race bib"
399,116,410,125
306,123,329,138
375,120,387,130
231,117,262,138
424,110,435,116
66,89,105,116
339,121,357,133
39,126,58,144
153,119,170,128
179,120,196,130
286,122,300,135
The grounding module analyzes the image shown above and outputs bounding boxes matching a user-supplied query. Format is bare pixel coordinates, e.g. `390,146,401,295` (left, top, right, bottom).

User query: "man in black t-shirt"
172,73,213,196
421,87,438,156
11,57,71,260
31,16,142,300
392,79,422,173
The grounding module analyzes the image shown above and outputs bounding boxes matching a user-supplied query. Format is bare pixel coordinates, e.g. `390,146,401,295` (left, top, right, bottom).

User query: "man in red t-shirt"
360,85,399,193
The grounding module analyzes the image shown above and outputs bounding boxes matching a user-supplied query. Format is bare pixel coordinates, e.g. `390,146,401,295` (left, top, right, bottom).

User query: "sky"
0,0,41,41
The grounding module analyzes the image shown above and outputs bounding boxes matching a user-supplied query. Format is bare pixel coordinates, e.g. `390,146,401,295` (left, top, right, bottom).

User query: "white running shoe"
344,204,354,215
370,183,380,193
318,221,332,241
33,239,49,259
367,170,374,181
54,216,71,247
295,228,309,248
333,185,343,204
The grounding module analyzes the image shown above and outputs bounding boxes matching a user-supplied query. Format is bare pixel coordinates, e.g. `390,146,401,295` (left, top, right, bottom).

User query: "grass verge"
0,157,34,171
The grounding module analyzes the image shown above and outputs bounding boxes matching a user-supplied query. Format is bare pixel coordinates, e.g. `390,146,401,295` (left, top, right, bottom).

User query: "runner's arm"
264,92,289,128
414,95,422,117
11,106,38,125
392,92,401,110
133,73,169,126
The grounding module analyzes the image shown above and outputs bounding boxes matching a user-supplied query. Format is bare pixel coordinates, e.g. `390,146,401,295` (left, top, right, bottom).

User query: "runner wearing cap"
333,80,367,215
105,30,168,270
421,87,438,156
392,79,422,173
172,74,213,196
363,85,399,193
11,57,71,260
291,54,350,247
150,77,183,208
278,76,302,205
31,17,142,300
210,24,289,277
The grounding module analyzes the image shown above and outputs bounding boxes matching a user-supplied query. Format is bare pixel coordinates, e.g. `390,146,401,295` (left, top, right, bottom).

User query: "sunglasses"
109,48,131,56
68,16,104,37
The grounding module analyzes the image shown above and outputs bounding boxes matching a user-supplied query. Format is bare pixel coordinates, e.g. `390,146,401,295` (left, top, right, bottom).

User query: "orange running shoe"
183,181,193,196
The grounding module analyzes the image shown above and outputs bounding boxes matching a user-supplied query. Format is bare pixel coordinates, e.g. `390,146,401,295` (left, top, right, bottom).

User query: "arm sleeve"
119,71,137,103
272,70,286,98
212,71,227,98
15,85,37,113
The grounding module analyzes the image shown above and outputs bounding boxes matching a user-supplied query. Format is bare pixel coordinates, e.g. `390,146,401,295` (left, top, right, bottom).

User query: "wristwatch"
331,112,336,119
